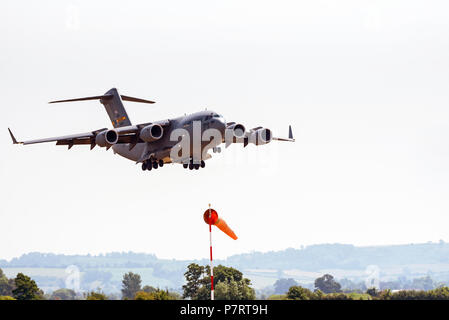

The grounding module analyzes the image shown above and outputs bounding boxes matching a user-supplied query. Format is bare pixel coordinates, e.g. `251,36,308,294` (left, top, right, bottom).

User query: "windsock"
203,209,238,240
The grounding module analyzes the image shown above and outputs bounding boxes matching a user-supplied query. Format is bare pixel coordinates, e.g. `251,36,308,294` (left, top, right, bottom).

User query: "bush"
134,289,173,300
134,291,155,300
50,288,77,300
86,291,108,300
286,286,315,300
267,294,287,300
388,287,449,300
320,293,354,300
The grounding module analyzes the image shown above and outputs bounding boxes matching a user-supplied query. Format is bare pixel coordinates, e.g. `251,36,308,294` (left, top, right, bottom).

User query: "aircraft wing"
225,124,295,147
272,137,295,142
8,120,171,150
8,128,107,149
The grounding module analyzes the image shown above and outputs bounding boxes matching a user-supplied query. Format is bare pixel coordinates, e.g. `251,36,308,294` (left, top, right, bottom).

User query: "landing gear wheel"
147,163,152,171
200,160,205,168
153,162,158,169
158,160,164,167
194,163,200,170
183,163,188,169
142,162,147,171
189,163,194,170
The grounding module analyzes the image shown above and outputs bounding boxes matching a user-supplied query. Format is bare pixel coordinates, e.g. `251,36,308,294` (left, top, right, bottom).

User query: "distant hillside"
1,242,449,292
226,242,449,270
2,242,449,269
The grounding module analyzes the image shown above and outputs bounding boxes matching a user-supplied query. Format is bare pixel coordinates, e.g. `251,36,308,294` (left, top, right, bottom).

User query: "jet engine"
224,123,246,145
140,124,164,142
226,123,246,138
95,129,119,147
249,128,272,145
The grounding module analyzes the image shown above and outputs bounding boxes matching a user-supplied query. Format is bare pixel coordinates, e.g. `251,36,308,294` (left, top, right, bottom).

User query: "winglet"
272,125,295,142
8,128,20,144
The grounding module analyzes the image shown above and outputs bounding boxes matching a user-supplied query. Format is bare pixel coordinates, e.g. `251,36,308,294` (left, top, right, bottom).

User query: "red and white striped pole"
203,205,237,299
208,204,214,300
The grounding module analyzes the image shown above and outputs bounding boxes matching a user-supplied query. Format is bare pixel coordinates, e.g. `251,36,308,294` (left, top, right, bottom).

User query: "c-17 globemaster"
8,88,294,171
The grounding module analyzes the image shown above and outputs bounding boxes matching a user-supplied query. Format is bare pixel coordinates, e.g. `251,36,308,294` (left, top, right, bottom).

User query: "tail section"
49,88,155,128
100,88,132,128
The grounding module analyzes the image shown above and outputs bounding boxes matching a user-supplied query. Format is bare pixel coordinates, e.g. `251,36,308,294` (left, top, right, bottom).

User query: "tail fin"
49,88,155,128
99,88,132,128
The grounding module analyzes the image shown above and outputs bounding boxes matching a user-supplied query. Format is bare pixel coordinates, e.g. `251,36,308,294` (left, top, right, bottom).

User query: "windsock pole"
209,204,214,300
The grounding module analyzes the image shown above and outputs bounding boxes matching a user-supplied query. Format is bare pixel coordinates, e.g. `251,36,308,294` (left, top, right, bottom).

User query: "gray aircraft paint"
8,88,293,170
112,111,226,164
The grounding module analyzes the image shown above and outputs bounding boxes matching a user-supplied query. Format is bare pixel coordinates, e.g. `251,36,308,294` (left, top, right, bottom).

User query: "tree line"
271,274,449,300
2,266,449,300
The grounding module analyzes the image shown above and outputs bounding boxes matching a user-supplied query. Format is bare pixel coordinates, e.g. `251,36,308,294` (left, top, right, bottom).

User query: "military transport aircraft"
8,88,294,171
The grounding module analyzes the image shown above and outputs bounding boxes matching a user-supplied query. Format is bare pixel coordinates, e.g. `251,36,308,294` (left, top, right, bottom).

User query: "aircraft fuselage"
112,110,227,164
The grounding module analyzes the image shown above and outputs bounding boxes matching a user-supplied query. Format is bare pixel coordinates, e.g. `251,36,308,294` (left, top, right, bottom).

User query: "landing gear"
184,159,205,170
141,159,163,172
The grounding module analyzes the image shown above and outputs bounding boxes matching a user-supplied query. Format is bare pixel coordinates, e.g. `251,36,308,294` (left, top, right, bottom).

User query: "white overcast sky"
1,0,449,261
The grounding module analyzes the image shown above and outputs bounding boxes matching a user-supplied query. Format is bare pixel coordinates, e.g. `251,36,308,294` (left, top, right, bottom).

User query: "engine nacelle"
140,124,164,142
224,123,246,145
226,123,246,139
249,128,272,145
95,129,119,147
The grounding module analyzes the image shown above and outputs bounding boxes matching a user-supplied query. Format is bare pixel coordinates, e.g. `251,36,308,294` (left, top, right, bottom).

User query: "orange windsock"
203,208,238,240
215,218,238,240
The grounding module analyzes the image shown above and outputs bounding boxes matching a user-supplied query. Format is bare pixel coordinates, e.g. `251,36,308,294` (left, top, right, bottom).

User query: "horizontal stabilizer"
49,94,155,104
120,95,155,104
49,95,113,104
